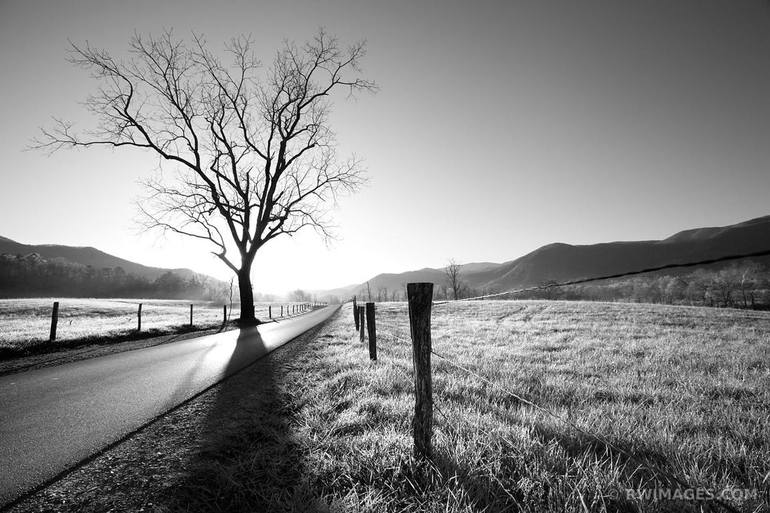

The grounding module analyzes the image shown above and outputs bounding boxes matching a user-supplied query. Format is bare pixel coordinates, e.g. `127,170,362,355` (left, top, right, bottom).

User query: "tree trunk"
237,267,257,325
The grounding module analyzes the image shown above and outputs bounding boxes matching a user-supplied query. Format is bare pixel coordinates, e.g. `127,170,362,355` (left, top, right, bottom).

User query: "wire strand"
432,248,770,306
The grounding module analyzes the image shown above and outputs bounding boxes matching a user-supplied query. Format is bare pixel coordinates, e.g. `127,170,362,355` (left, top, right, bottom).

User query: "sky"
1,0,769,295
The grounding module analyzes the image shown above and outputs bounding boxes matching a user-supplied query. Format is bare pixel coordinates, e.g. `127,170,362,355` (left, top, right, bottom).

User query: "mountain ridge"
321,215,770,300
0,236,205,282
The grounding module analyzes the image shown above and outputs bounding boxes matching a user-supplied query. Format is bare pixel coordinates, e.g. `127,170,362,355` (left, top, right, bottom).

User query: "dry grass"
0,298,300,357
8,300,770,512
360,301,770,512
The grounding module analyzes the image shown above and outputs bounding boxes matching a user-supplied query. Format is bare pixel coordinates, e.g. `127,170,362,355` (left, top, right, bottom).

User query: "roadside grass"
290,301,770,512
0,298,295,358
10,301,770,512
367,301,770,512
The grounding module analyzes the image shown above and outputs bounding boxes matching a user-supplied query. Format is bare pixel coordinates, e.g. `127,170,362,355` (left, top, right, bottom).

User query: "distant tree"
687,269,712,306
712,269,738,307
444,259,464,300
660,276,687,304
377,286,388,302
34,30,375,324
738,264,761,308
290,289,310,302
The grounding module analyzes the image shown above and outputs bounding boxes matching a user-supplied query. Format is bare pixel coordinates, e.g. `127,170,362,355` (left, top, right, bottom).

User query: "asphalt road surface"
0,305,339,507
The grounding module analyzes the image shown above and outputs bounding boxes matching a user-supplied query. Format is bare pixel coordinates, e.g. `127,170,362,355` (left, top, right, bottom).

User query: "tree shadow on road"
160,326,320,513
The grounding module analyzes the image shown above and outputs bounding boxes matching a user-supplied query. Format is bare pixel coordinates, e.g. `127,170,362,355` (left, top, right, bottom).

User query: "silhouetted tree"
444,259,464,300
34,30,375,324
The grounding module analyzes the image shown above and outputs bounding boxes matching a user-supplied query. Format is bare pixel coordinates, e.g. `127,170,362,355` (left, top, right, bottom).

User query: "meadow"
8,300,770,512
338,300,770,512
224,300,768,512
0,298,291,357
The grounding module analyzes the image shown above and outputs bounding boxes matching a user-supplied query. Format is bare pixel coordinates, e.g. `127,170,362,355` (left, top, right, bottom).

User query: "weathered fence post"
190,304,194,327
223,305,227,326
49,301,59,341
358,306,365,343
281,305,283,317
408,282,433,459
353,295,359,331
137,303,142,332
366,302,377,361
269,305,272,319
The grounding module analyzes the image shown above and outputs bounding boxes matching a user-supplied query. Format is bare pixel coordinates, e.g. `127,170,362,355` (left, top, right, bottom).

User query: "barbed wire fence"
346,249,770,513
39,300,327,343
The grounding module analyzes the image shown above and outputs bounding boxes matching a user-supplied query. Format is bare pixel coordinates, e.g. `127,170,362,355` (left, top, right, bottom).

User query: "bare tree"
33,30,375,324
444,259,464,300
712,269,737,307
289,289,310,302
739,264,760,308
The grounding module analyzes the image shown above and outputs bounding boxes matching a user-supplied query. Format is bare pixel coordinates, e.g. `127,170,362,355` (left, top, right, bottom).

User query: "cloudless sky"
1,0,769,295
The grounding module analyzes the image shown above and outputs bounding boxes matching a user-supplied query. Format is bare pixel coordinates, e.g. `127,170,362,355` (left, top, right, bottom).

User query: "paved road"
0,305,339,507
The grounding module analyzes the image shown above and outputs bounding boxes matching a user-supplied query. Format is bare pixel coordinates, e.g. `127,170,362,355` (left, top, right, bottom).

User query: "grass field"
232,300,769,512
349,301,770,512
8,300,770,512
0,298,301,356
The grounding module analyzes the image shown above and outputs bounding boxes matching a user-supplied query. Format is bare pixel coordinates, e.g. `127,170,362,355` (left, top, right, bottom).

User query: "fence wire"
432,248,770,306
354,247,770,512
359,298,747,513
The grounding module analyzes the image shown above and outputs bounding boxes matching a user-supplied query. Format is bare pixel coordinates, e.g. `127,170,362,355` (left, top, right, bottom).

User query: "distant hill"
0,236,227,299
0,236,198,282
323,215,770,300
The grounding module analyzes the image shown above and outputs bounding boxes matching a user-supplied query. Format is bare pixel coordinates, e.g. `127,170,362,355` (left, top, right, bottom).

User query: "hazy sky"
1,0,769,294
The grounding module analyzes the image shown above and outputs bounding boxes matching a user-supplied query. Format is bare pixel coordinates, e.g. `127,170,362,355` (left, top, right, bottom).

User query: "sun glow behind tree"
34,29,376,322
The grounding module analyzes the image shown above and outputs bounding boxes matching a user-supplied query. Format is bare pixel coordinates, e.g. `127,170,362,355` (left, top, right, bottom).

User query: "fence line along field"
0,298,270,355
301,300,770,512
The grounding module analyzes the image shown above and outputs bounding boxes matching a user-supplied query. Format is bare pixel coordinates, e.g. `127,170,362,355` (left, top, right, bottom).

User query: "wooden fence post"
137,303,142,332
366,302,377,361
353,295,359,331
190,304,194,327
408,282,433,459
223,305,227,325
281,305,283,317
269,305,272,319
358,306,365,343
49,301,59,341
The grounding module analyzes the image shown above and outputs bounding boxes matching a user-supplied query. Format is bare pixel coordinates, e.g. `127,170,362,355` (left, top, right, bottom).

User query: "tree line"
527,264,770,308
350,261,769,309
0,252,228,300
